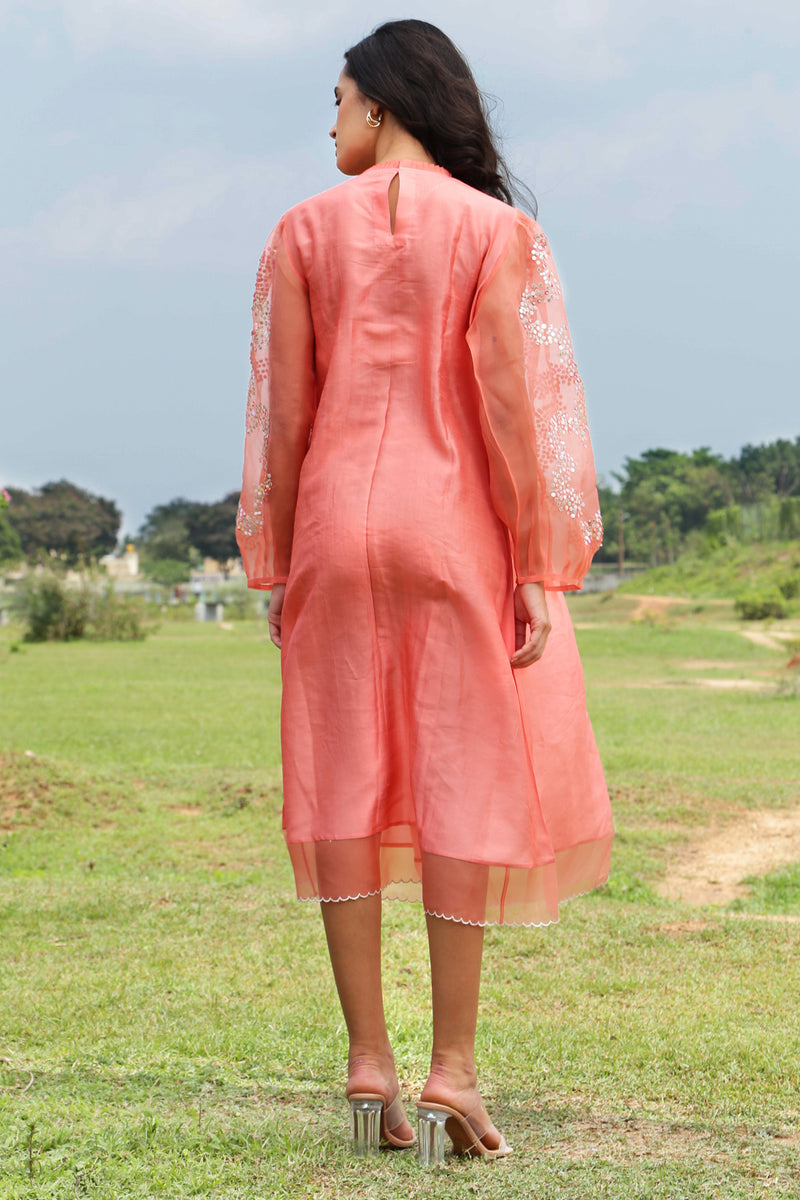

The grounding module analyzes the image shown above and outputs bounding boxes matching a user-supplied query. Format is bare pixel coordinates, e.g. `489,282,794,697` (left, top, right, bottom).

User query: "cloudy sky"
2,1,798,536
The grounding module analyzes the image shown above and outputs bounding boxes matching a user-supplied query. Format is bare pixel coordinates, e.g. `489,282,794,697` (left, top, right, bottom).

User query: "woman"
237,19,613,1165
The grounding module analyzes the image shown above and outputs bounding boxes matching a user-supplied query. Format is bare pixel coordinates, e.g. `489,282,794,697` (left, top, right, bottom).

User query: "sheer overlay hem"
286,830,613,928
245,576,288,591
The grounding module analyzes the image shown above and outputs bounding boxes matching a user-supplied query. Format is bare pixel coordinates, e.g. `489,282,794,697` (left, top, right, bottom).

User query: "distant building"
190,557,245,585
101,543,140,579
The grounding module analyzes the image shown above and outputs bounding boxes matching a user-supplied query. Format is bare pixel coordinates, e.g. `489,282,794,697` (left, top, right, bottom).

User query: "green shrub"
21,574,89,641
86,586,148,641
0,511,23,565
777,573,799,601
734,588,788,620
19,573,148,642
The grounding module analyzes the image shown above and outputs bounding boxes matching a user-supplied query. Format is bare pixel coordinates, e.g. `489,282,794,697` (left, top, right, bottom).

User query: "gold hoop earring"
366,110,382,128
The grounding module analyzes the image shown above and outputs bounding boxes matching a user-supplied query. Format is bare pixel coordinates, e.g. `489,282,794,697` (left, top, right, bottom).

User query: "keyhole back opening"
387,173,400,235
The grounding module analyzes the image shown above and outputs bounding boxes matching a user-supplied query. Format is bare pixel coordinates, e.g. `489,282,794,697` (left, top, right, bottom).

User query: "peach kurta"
237,160,612,926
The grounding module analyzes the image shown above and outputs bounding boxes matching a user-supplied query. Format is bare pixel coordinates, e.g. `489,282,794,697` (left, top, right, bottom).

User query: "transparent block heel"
349,1097,383,1156
416,1101,512,1162
417,1105,449,1167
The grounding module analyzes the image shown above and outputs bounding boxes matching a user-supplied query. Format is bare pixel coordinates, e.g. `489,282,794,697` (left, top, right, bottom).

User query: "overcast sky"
2,1,798,536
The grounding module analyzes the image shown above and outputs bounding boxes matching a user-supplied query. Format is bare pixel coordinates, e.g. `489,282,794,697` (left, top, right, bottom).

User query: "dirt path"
627,594,691,621
659,805,800,906
542,1112,800,1163
739,628,798,651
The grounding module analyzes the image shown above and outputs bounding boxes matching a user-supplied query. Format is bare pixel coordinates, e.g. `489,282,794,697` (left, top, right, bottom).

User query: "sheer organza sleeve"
236,218,316,589
466,217,603,590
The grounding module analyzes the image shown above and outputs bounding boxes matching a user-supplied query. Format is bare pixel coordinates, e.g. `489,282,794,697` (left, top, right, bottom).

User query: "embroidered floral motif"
236,473,273,537
254,242,278,299
529,231,561,302
521,318,572,355
236,502,256,537
519,283,539,331
518,230,601,547
236,239,279,538
581,509,604,546
244,373,261,433
251,250,276,378
252,299,272,367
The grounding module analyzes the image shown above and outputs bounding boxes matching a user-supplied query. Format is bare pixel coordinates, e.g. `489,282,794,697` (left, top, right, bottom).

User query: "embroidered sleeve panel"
467,218,603,589
236,218,316,588
235,232,278,560
520,221,604,570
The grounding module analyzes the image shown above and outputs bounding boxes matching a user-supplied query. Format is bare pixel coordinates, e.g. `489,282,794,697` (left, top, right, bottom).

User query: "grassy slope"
617,540,800,603
1,609,799,1199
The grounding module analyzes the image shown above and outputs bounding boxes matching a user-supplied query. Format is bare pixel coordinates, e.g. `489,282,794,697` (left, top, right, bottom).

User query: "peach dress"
237,160,613,926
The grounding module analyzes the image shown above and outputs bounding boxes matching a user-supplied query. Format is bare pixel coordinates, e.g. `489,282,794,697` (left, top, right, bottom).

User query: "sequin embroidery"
527,232,561,303
235,238,278,538
518,228,602,548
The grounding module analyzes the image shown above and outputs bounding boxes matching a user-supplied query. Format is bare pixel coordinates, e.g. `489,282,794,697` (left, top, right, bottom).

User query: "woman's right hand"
267,584,286,649
510,581,551,668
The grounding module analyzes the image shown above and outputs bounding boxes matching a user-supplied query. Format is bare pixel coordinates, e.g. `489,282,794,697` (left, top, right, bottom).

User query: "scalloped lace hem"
297,880,419,905
293,873,609,928
422,876,610,928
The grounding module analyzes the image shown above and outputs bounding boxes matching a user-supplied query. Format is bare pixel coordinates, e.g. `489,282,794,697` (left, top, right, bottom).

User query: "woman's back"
287,160,516,454
280,160,521,579
239,158,600,593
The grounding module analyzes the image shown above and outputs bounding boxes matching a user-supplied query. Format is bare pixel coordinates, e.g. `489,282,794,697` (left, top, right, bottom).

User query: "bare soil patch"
728,912,800,924
740,629,798,651
692,678,771,691
628,594,692,622
597,678,772,691
0,753,74,831
544,1114,800,1165
655,919,712,936
0,752,124,832
680,659,744,670
659,805,800,906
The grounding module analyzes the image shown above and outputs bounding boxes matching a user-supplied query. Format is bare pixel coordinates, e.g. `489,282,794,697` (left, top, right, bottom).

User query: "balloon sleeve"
236,218,317,589
466,216,603,589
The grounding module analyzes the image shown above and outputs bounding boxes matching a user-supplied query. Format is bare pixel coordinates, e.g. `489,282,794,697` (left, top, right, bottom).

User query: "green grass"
1,603,799,1198
729,864,800,916
1,622,282,778
617,540,800,604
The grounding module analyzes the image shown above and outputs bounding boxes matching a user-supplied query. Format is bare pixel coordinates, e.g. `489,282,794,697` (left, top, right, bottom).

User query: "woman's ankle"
346,1044,398,1096
426,1053,477,1088
421,1056,480,1105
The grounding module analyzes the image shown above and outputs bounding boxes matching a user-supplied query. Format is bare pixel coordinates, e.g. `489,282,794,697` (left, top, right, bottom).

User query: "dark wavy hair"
343,19,537,217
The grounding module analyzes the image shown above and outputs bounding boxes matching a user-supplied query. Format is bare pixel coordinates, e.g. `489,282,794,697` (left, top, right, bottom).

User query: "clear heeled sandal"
349,1095,383,1156
416,1102,512,1166
348,1092,415,1155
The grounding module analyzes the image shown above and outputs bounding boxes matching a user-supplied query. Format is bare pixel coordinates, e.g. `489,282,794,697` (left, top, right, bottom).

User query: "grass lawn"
1,598,799,1199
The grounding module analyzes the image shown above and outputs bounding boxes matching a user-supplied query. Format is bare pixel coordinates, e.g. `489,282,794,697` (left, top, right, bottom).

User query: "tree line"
1,482,239,586
2,436,798,578
595,437,800,567
134,494,240,585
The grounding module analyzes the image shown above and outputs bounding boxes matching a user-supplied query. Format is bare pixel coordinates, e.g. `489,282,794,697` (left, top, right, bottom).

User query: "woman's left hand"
510,581,551,668
267,584,286,649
